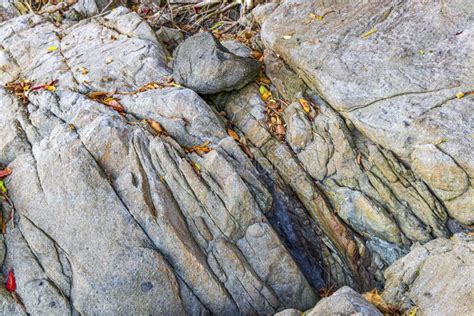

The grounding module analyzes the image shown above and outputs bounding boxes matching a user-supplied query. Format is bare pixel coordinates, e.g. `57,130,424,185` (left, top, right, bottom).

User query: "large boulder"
382,233,474,315
261,0,474,225
173,32,261,94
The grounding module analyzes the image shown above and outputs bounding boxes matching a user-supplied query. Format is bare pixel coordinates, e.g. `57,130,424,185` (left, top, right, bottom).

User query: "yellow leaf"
259,85,272,101
299,98,311,113
45,85,56,92
47,45,58,51
406,307,418,316
78,67,88,75
456,91,465,99
361,28,377,39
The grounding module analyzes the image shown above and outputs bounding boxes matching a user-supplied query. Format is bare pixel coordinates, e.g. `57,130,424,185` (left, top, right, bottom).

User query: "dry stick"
195,1,239,25
100,0,115,14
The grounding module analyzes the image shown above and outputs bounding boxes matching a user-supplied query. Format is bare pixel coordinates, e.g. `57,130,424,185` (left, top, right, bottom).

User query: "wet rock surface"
0,1,472,315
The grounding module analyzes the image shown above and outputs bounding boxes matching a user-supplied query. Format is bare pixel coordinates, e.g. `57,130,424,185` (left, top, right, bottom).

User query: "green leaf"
0,180,6,194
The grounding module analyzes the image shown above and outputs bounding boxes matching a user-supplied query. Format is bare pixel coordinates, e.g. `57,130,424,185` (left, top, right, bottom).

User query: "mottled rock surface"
382,233,474,315
261,0,474,224
276,286,382,316
0,9,315,315
0,1,473,315
173,32,260,94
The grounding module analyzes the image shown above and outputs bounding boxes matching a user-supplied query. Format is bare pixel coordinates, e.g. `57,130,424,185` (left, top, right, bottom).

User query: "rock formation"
0,0,472,314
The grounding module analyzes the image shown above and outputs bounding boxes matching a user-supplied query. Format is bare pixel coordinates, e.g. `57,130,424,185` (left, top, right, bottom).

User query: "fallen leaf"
361,27,377,39
299,98,311,113
363,289,399,314
0,181,6,194
0,168,12,178
227,128,240,142
259,85,272,101
78,67,88,75
5,269,15,292
87,91,109,99
147,119,167,135
456,91,465,99
282,35,292,40
47,45,58,52
185,141,212,155
356,152,362,166
103,97,125,112
406,306,419,316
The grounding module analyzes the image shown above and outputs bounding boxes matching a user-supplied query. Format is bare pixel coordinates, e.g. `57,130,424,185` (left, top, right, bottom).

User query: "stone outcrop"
277,286,382,316
0,9,314,315
0,0,473,314
382,233,474,315
260,0,474,226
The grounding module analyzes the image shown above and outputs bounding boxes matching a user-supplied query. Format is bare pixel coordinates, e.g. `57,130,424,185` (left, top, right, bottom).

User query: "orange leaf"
227,128,240,142
362,289,399,314
0,168,12,178
103,97,124,112
147,119,166,135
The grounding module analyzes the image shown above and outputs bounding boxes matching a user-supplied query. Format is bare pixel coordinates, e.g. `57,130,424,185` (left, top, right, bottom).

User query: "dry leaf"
78,67,88,75
147,119,167,135
456,91,465,99
103,97,124,112
185,141,212,155
406,306,418,316
299,98,311,113
363,289,399,314
361,28,377,39
259,85,272,101
0,168,12,178
227,128,240,142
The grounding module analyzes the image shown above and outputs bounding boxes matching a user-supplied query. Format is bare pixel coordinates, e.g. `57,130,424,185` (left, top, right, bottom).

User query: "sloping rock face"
0,9,315,315
261,0,474,225
382,233,474,315
0,1,473,315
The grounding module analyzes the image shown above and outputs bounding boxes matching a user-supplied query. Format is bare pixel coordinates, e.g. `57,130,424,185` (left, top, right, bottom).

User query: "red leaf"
5,269,16,292
0,168,12,178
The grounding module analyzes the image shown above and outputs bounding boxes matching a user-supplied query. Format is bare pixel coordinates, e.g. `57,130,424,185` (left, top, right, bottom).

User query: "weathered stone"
307,286,382,316
264,50,306,100
173,32,260,94
0,8,316,314
261,0,474,225
382,233,474,315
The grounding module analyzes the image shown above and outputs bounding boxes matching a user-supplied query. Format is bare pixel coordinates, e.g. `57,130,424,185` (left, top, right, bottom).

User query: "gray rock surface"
382,233,474,315
0,2,473,315
307,286,382,316
0,8,315,315
173,32,260,94
276,286,382,316
261,0,474,225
